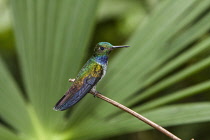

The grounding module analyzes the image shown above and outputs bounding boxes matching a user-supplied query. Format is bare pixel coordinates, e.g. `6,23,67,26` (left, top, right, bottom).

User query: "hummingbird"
53,42,129,111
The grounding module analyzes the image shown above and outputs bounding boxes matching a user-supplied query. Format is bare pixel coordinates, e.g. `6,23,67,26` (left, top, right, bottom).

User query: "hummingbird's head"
94,42,129,56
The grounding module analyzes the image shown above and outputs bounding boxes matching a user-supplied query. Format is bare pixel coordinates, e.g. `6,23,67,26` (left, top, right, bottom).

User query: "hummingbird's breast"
94,55,108,79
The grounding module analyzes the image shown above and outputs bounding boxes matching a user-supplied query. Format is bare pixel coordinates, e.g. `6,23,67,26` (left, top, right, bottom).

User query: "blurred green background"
0,0,210,140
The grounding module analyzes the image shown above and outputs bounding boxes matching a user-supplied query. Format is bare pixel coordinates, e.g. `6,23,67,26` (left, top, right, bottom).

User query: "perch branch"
68,78,181,140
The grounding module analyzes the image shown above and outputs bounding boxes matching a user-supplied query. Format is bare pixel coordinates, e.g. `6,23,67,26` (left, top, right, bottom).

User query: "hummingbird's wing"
54,62,103,111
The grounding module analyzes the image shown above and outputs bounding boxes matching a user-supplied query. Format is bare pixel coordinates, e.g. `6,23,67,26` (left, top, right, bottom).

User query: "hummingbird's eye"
99,47,104,50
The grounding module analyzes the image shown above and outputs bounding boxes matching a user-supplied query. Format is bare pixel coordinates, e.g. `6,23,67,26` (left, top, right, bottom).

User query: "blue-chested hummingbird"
53,42,129,111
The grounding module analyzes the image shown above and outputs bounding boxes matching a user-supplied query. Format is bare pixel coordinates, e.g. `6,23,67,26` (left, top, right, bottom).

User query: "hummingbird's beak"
112,45,130,49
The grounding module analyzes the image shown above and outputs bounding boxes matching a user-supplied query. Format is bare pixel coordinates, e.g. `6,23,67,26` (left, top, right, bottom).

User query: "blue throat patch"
95,55,108,65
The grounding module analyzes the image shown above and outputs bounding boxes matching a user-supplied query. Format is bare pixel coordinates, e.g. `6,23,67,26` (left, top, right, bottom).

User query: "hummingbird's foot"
93,92,97,97
90,87,100,98
68,78,75,82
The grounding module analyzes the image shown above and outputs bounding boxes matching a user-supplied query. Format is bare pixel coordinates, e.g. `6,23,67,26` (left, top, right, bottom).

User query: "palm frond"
0,57,35,137
0,0,209,139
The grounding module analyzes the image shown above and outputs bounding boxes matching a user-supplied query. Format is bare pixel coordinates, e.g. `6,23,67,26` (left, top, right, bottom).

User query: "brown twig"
69,78,181,140
90,91,182,140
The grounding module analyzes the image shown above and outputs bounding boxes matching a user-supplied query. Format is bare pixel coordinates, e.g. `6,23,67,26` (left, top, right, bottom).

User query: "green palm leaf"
0,0,209,139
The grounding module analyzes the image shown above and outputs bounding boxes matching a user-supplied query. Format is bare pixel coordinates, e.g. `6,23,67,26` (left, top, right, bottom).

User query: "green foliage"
0,0,210,139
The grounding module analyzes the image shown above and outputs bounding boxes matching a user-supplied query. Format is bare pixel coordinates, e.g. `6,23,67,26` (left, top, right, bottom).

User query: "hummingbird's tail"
53,95,67,111
53,83,93,111
53,92,85,111
54,75,101,111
